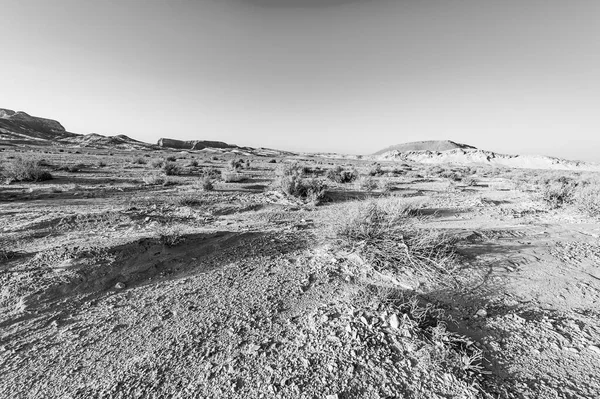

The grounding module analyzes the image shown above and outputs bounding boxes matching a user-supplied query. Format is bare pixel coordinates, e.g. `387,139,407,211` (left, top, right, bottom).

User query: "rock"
588,345,600,355
326,395,339,399
475,309,488,318
389,314,400,330
114,282,126,290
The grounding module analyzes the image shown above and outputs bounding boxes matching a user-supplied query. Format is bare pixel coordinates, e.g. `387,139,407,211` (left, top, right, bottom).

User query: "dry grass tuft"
2,157,53,182
332,198,459,282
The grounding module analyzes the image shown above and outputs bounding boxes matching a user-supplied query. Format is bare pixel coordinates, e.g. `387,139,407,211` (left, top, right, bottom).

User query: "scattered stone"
114,282,126,290
389,314,400,330
475,309,488,318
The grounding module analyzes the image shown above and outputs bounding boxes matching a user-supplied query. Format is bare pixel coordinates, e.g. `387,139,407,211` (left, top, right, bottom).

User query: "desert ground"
1,146,600,398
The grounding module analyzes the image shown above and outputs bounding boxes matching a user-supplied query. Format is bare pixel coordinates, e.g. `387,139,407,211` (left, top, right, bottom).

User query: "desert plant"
223,172,246,183
462,176,478,186
540,178,577,208
277,174,327,204
368,164,385,177
326,166,358,184
151,159,164,168
202,167,221,178
165,156,177,162
97,160,107,167
162,162,181,176
59,163,85,173
574,183,600,217
358,176,378,192
379,178,395,192
142,174,170,186
2,157,53,182
198,176,214,191
333,199,457,280
131,157,147,165
228,159,243,170
188,159,199,167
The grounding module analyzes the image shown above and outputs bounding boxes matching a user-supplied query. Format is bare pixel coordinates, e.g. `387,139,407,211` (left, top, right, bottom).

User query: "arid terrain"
2,112,600,398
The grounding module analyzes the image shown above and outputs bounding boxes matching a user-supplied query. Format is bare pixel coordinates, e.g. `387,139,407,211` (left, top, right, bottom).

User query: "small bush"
143,174,170,186
333,199,457,279
223,172,246,183
58,163,85,173
97,161,107,167
2,157,53,182
279,162,309,177
462,176,478,186
151,159,164,168
358,176,378,192
162,162,181,176
165,156,177,162
269,159,277,163
379,178,395,192
277,174,327,204
574,183,600,217
132,157,147,165
203,167,221,178
326,166,358,184
228,159,243,170
198,176,214,191
368,164,384,177
188,159,199,167
540,178,577,208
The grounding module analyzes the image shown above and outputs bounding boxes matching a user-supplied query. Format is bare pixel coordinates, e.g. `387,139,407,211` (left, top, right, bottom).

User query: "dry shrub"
326,166,358,183
539,177,577,208
2,157,53,182
162,162,181,176
574,182,600,217
198,176,214,191
462,176,478,186
358,176,377,192
131,157,147,165
223,172,246,183
142,174,173,186
277,173,327,204
151,159,164,168
333,199,458,281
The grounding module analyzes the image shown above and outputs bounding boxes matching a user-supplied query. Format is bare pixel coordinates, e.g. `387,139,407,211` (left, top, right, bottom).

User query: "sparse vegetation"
151,159,164,168
223,172,246,183
326,166,358,183
131,157,147,165
358,175,377,191
276,168,327,204
539,177,577,208
1,157,53,182
162,162,181,176
197,176,214,191
333,198,458,281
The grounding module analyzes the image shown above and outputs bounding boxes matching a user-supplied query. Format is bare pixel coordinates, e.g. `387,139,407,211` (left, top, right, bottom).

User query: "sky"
2,0,600,161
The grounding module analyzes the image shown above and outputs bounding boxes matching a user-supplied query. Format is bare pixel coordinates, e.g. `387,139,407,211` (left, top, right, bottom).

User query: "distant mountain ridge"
375,143,600,172
373,140,476,155
0,107,292,156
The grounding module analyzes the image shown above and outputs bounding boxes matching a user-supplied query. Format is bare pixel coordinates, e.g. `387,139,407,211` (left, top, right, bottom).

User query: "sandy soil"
1,148,600,398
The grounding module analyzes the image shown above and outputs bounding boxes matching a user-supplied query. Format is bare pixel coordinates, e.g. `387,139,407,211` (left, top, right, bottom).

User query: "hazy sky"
2,1,600,161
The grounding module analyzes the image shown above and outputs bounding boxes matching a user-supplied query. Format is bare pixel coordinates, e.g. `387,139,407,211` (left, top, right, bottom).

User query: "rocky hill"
0,108,79,145
377,147,600,171
373,140,476,155
157,138,241,151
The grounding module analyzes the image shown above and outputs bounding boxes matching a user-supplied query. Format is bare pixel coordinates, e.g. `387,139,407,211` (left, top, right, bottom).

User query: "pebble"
588,345,600,355
114,282,126,290
389,314,400,330
475,309,488,318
